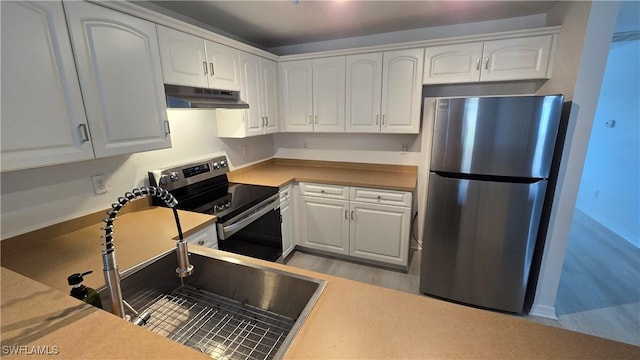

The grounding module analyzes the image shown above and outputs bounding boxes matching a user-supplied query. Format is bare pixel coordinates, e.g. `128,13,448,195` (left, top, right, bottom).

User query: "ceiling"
146,1,559,50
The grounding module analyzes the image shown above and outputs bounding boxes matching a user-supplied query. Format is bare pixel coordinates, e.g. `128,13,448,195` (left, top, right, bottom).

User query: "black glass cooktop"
174,181,278,222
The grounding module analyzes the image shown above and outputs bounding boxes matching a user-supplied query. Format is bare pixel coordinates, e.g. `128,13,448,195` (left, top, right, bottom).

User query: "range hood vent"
164,84,249,109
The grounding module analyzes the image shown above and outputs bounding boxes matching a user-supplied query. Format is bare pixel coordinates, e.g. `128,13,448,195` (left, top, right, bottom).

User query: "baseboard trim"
529,304,558,320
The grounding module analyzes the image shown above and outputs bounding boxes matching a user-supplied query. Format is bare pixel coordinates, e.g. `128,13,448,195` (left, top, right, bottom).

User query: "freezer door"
431,96,563,178
420,173,547,313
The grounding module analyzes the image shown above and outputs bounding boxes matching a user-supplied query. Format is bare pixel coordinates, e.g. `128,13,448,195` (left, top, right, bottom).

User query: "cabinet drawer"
299,182,349,200
184,225,218,249
279,183,293,202
350,187,412,207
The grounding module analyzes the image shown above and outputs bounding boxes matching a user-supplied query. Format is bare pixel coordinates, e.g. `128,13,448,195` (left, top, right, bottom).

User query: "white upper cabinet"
346,50,422,134
156,25,208,88
423,35,553,84
312,57,346,133
260,58,280,134
157,25,240,91
346,53,383,133
281,57,345,133
1,1,94,172
218,52,279,138
423,42,484,84
381,48,423,134
205,40,241,91
64,1,171,158
480,36,553,82
280,60,314,132
237,51,264,137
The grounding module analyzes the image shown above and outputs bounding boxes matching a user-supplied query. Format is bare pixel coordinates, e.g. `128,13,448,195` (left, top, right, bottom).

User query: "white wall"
576,40,640,247
530,1,620,319
0,110,275,239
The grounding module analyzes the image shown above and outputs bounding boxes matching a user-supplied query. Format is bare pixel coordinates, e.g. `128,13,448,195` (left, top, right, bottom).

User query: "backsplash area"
0,110,274,239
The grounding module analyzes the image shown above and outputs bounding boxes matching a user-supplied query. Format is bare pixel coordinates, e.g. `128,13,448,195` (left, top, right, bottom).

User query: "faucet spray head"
176,240,194,278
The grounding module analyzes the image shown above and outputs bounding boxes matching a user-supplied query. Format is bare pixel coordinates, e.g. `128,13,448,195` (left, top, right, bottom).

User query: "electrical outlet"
605,120,616,128
401,144,408,155
92,174,108,195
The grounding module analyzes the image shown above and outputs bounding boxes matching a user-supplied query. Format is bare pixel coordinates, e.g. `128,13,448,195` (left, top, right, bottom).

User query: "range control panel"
183,163,210,178
148,155,228,191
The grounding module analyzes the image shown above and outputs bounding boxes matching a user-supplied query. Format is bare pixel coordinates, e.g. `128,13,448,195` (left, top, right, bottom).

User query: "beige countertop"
0,204,216,293
1,204,638,359
227,158,418,192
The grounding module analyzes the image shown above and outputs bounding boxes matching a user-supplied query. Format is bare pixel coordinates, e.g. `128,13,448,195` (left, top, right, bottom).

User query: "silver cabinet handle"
476,58,481,71
203,61,208,75
345,210,348,219
265,116,269,126
78,124,90,142
382,114,386,126
210,62,215,76
376,114,379,125
164,120,171,136
484,57,489,70
350,210,354,220
309,115,313,124
314,114,318,125
261,116,266,127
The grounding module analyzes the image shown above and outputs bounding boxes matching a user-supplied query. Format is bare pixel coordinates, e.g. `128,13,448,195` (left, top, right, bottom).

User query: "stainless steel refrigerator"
420,95,564,313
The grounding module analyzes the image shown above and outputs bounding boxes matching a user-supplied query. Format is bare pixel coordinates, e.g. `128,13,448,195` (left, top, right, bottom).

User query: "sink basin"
98,247,326,360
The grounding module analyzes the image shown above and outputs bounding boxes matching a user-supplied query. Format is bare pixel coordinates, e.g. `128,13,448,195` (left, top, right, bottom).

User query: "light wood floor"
554,209,640,346
285,213,640,346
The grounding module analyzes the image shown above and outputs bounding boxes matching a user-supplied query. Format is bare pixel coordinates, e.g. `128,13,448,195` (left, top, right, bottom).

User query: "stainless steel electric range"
148,156,282,262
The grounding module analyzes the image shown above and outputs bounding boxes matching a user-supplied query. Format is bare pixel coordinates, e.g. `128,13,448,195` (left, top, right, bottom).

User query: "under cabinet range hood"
164,84,249,109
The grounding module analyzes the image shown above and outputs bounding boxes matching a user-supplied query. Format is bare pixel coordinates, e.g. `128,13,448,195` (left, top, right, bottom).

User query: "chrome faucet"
101,186,193,323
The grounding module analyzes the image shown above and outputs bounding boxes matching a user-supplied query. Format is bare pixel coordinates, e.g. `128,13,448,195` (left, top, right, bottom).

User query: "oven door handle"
218,195,280,240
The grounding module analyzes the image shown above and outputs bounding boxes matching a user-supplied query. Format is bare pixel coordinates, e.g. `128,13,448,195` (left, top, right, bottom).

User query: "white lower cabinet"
298,182,411,267
350,202,410,266
299,196,350,255
280,184,295,258
184,224,218,249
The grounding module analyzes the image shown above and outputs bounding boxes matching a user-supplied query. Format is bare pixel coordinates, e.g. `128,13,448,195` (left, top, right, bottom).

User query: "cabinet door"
261,58,280,134
280,197,294,258
312,57,346,133
205,40,240,91
156,25,207,88
281,60,313,132
64,1,171,158
481,35,552,82
381,49,423,134
299,196,350,255
423,42,483,84
346,53,383,133
350,202,410,266
238,51,263,136
1,1,94,171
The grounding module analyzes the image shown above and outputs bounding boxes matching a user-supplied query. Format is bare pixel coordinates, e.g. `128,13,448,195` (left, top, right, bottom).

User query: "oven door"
216,194,283,262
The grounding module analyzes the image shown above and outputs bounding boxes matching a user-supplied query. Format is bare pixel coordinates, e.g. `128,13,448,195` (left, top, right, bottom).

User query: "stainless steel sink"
99,248,326,360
